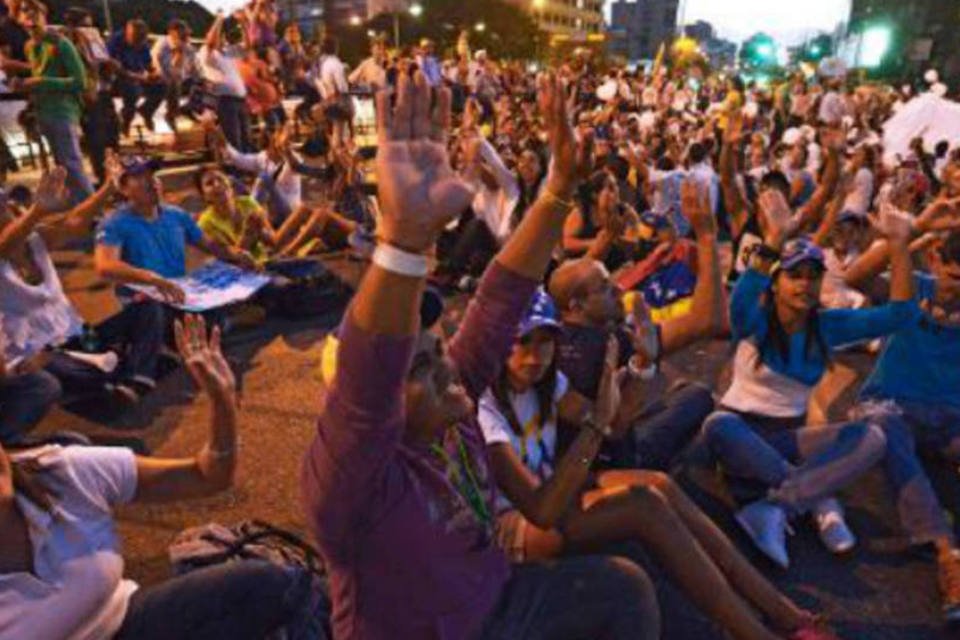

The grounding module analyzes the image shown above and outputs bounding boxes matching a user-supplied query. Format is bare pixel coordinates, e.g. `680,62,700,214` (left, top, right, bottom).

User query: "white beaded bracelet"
372,243,431,278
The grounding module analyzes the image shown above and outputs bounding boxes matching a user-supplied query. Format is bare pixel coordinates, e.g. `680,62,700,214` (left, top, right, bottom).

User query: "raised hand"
539,72,592,199
757,188,797,250
374,71,474,253
34,167,68,214
871,202,916,245
681,179,716,237
594,335,625,433
915,194,960,233
174,314,236,401
104,149,122,190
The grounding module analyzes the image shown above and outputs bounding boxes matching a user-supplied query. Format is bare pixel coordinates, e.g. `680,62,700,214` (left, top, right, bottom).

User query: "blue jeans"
700,410,887,513
37,116,94,205
632,381,715,471
0,369,62,444
860,399,960,544
479,555,659,640
115,560,310,640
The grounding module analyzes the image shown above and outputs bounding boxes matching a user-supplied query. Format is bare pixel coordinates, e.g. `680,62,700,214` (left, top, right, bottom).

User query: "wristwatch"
582,412,613,440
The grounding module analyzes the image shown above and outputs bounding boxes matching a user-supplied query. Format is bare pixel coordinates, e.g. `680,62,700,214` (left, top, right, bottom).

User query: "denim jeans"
700,410,887,513
632,381,715,471
478,555,659,640
218,95,252,152
114,560,310,640
99,300,168,386
37,116,94,205
859,399,960,544
0,369,62,444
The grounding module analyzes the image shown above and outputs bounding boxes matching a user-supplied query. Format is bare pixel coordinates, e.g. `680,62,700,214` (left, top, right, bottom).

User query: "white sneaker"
735,500,792,569
813,498,856,554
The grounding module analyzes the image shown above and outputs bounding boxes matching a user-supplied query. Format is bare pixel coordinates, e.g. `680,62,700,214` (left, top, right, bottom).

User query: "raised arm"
449,73,592,397
719,113,750,237
135,315,239,502
795,129,841,231
301,72,475,532
659,179,727,354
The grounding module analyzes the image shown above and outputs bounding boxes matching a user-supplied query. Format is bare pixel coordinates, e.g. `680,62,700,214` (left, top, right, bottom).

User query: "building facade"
609,0,680,62
508,0,604,38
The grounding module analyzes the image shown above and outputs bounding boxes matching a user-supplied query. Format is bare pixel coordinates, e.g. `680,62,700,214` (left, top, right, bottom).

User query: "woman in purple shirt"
301,71,660,639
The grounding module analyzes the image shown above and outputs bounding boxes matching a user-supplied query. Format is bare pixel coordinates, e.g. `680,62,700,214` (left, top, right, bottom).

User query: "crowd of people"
3,0,960,637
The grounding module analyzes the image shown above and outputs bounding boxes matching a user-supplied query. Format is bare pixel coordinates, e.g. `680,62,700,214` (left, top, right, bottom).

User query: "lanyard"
431,429,493,530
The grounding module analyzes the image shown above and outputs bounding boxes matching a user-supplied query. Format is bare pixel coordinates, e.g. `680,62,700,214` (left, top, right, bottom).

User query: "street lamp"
859,25,891,68
475,22,486,33
409,3,423,17
349,15,362,27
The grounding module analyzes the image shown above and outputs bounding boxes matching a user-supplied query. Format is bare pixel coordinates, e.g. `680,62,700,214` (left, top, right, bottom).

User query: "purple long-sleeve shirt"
301,262,538,639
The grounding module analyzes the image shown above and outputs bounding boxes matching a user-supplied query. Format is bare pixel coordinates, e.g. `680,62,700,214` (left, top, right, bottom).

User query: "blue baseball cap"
777,237,826,272
119,156,162,181
517,288,561,338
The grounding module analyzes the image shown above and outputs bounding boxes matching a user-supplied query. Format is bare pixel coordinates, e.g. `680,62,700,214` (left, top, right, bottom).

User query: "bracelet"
542,188,576,211
372,243,431,277
628,357,658,381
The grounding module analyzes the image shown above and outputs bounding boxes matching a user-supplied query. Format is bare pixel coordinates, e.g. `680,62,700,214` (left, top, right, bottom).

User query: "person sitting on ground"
93,157,259,312
695,187,919,570
301,71,661,640
479,289,838,640
0,314,311,640
195,164,353,261
0,160,168,442
840,192,960,624
562,169,641,271
548,180,725,472
211,123,323,226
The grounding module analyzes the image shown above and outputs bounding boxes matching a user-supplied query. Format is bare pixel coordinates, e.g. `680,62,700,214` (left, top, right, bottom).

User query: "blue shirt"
861,273,960,408
107,32,151,73
96,204,202,281
721,268,920,417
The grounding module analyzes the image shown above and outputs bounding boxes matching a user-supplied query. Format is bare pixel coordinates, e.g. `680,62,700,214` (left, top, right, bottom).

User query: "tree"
740,32,778,71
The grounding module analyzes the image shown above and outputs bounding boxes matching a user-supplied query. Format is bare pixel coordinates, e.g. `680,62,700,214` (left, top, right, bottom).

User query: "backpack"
169,519,332,640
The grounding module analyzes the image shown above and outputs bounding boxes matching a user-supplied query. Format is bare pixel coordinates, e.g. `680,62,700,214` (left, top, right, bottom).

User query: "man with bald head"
548,182,727,470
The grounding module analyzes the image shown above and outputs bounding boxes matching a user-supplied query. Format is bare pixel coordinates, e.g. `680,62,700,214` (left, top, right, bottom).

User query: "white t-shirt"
317,55,348,100
478,373,569,513
198,45,246,98
842,167,874,216
0,445,139,640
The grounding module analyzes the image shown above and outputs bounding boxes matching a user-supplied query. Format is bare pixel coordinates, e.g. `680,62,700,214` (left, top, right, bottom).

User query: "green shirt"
26,32,87,124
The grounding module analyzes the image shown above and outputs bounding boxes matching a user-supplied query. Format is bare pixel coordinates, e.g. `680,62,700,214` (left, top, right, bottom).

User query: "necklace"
430,429,493,530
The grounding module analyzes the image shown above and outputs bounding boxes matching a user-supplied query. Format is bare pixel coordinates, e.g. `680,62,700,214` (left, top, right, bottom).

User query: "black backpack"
169,519,332,640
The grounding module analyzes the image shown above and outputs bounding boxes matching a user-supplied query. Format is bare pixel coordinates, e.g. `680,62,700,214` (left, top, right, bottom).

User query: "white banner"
128,261,272,312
